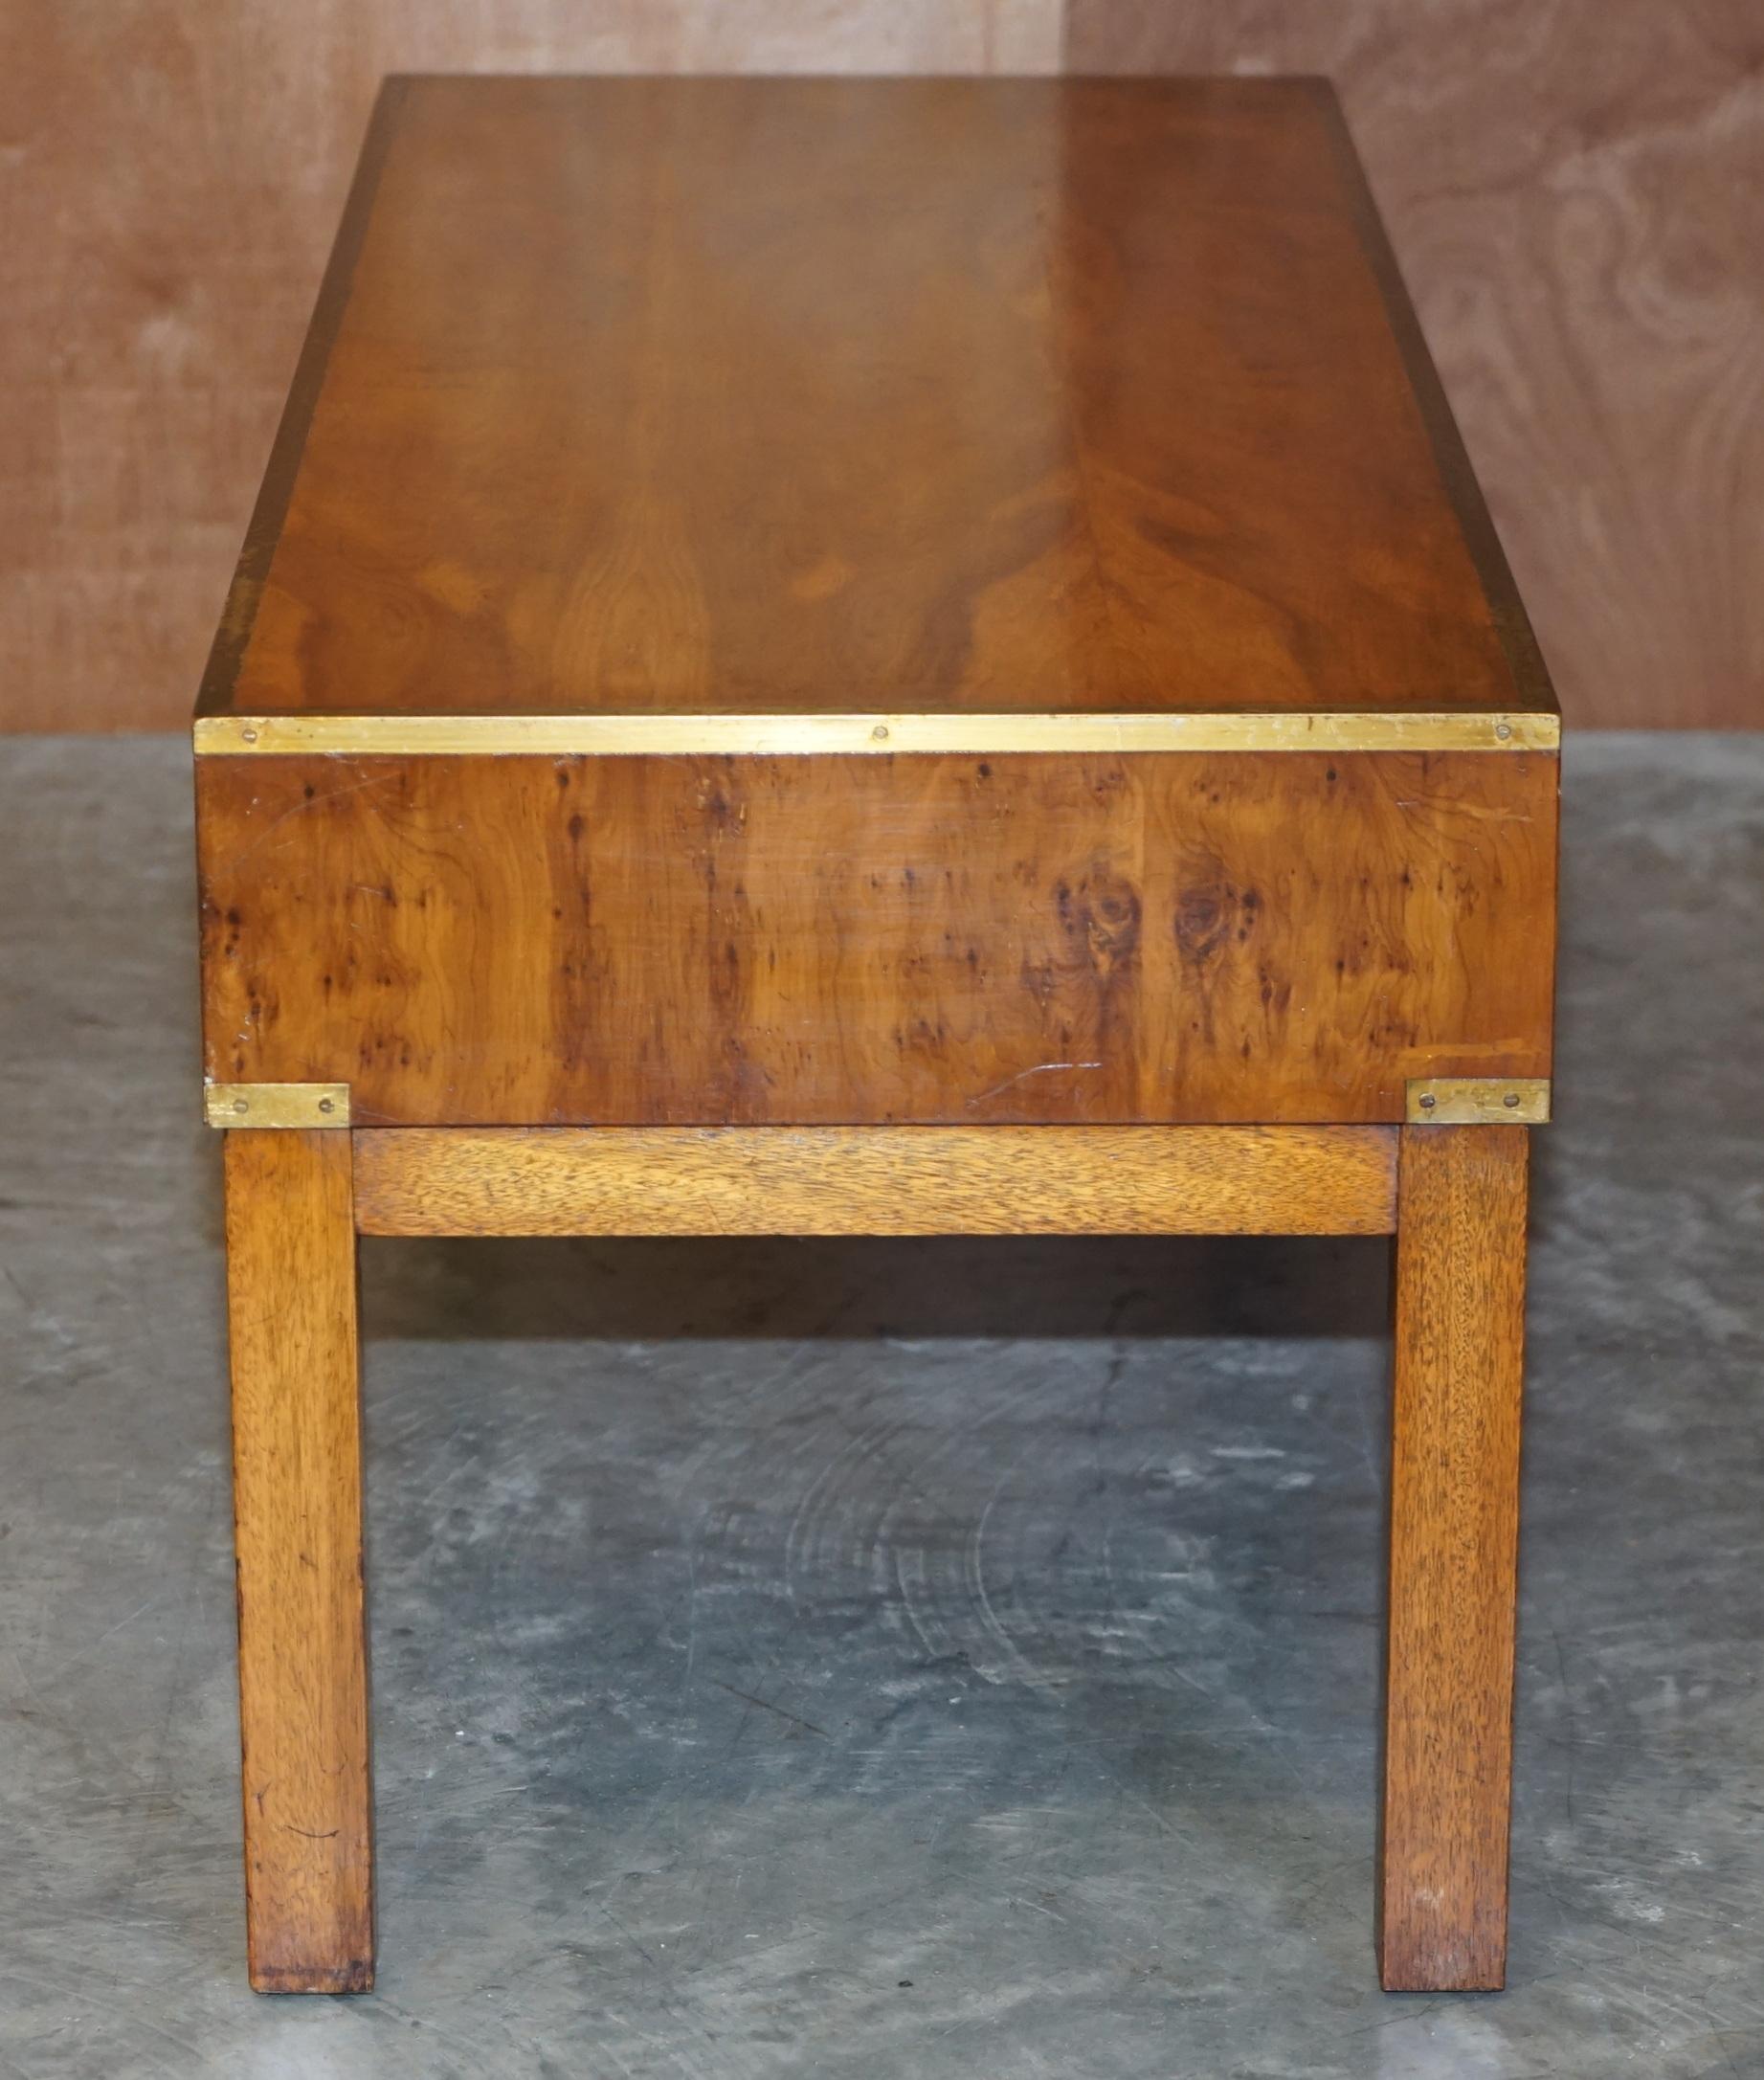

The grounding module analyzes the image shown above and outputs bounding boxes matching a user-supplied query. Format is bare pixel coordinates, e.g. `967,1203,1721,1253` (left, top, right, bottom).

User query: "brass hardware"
193,710,1559,758
1405,1077,1551,1126
204,1082,352,1129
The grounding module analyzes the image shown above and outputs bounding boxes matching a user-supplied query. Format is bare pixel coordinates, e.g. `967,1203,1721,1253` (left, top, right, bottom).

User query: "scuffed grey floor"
2,736,1760,2078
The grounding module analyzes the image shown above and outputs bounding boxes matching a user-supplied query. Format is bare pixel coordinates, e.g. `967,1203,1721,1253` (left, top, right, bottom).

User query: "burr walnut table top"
195,73,1553,740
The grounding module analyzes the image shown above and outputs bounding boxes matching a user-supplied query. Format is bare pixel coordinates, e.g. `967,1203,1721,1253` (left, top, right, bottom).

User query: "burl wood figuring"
195,77,1558,1995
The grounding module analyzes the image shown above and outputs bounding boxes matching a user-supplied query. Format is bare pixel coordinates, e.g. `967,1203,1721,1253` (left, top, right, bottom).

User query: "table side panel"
196,749,1557,1127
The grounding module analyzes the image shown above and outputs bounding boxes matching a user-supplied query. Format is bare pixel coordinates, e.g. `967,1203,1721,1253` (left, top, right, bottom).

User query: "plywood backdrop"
3,0,1757,730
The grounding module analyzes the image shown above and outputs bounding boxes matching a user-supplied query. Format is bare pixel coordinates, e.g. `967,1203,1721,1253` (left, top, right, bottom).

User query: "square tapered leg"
1380,1124,1528,1991
224,1129,373,1993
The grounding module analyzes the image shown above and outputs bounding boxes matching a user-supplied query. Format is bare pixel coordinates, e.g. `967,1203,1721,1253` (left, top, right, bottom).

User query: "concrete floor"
1,735,1760,2078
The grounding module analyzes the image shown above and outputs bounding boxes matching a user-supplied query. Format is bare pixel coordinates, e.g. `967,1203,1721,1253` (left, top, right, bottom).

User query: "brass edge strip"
194,710,1560,757
204,1082,352,1129
1405,1077,1552,1126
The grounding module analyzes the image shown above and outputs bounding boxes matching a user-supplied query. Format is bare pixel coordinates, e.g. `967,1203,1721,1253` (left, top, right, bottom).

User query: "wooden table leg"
224,1129,373,1993
1380,1123,1528,1992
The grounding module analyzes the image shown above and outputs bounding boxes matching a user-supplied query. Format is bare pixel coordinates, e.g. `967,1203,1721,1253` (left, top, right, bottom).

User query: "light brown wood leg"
1380,1124,1527,1992
224,1129,373,1993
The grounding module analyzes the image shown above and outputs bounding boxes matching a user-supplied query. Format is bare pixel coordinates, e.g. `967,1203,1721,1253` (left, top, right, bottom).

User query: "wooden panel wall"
4,1,1756,730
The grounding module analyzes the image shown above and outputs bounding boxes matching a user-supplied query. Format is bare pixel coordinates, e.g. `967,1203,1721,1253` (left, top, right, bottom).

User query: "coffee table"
194,75,1557,1995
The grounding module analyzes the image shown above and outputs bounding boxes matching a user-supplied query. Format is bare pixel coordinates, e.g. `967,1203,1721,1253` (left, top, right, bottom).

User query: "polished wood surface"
224,1129,373,1994
197,748,1556,1127
195,75,1550,727
351,1124,1398,1237
1381,1123,1528,1992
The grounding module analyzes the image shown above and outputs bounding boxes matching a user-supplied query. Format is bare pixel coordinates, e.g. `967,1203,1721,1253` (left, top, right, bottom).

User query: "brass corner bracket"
1405,1077,1551,1126
204,1082,352,1129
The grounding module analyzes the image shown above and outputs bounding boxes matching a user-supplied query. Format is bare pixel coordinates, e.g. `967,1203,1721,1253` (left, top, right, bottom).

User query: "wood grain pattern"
196,749,1557,1127
224,1129,373,1994
0,1,1061,733
190,75,1541,728
1065,0,1764,729
1381,1123,1528,1992
351,1124,1399,1236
